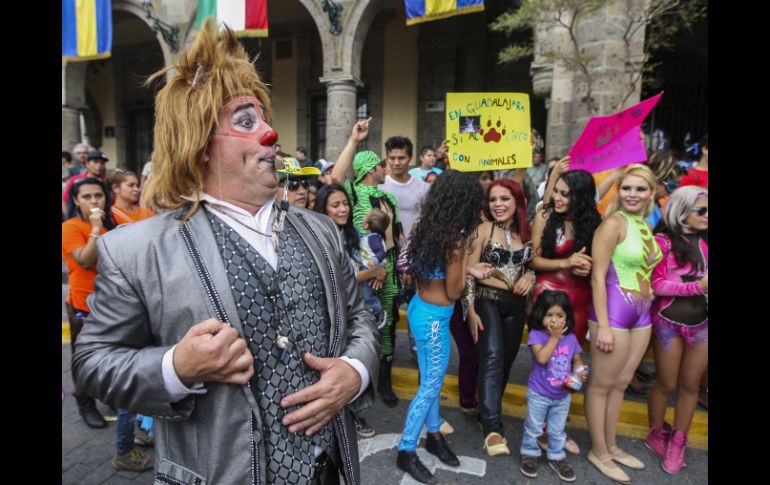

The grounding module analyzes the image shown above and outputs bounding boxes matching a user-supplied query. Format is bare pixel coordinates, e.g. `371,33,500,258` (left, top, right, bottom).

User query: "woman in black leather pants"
466,178,536,457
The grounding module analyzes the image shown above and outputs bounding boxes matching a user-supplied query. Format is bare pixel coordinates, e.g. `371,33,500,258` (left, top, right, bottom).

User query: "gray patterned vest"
206,208,334,485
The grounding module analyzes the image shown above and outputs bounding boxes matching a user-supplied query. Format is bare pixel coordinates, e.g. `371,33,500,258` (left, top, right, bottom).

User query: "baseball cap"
87,150,109,161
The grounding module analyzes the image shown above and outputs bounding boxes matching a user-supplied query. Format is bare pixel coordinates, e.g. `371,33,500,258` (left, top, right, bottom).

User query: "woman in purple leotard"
585,164,662,484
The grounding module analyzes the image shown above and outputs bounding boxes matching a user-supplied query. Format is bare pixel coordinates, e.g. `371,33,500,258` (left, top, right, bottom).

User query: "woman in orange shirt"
108,168,157,465
109,169,155,225
62,177,116,429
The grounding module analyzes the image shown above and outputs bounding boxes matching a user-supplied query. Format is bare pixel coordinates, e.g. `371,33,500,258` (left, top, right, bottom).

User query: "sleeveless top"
480,223,533,290
612,211,662,292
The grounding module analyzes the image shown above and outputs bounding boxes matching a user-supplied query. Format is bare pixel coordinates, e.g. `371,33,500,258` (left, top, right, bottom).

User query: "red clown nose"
260,130,279,146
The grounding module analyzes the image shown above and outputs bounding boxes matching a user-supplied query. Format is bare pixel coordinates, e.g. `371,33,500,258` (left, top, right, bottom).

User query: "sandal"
587,450,630,484
609,446,646,470
483,432,510,456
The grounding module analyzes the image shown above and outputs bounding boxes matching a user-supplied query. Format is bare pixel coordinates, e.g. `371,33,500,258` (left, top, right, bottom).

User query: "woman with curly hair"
530,168,601,455
465,178,536,457
585,164,662,483
646,186,708,474
396,170,491,484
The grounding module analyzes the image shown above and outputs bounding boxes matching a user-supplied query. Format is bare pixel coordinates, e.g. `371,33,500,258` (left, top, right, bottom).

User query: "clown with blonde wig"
142,18,274,219
72,19,379,485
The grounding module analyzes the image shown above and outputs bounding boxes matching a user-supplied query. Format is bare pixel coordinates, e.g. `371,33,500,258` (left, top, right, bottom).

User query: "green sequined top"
611,211,662,292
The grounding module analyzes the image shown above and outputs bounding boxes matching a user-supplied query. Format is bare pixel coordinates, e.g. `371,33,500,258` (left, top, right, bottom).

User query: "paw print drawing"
481,119,506,143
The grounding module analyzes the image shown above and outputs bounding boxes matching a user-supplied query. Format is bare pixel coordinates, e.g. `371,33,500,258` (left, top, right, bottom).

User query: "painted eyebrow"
232,103,256,115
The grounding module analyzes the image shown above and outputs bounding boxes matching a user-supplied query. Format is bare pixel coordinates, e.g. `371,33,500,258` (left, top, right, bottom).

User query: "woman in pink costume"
585,164,662,484
645,186,708,474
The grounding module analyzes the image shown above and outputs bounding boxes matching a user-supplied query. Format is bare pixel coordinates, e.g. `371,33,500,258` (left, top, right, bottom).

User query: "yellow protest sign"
445,93,532,172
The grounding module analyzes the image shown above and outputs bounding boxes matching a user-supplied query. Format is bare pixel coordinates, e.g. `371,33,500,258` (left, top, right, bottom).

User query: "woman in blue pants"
396,170,492,484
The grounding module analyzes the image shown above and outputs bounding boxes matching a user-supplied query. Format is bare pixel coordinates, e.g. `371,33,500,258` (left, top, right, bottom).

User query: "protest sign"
568,92,663,174
445,93,531,172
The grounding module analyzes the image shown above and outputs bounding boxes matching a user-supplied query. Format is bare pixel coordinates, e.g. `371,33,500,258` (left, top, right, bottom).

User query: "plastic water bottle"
564,365,590,392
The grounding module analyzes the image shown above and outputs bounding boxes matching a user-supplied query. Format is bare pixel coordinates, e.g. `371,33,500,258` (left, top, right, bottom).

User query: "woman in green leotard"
585,164,662,484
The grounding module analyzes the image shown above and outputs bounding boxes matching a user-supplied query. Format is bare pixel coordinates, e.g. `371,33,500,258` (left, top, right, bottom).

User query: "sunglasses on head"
283,179,309,191
689,206,708,217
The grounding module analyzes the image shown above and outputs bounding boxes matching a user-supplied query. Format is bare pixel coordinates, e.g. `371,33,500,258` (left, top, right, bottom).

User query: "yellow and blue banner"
62,0,112,61
405,0,484,26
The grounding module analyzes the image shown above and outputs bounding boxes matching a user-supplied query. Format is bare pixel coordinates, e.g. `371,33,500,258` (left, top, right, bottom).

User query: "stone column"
532,13,576,159
320,76,362,164
62,61,88,151
569,1,648,142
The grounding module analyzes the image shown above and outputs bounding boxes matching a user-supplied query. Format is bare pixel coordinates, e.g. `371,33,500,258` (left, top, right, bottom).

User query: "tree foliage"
491,0,706,114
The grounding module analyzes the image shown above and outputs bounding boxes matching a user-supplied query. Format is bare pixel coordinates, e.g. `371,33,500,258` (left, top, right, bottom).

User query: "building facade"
62,0,706,173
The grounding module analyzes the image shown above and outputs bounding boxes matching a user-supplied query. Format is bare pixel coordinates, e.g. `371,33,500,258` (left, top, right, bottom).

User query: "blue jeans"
398,294,454,451
520,389,571,461
359,281,382,314
116,408,137,455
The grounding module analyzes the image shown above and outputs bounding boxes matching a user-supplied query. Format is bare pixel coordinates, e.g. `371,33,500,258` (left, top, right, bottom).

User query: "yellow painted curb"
395,310,658,361
62,322,70,344
391,366,708,451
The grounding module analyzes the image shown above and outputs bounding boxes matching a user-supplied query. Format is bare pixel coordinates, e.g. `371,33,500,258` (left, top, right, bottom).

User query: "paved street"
62,340,707,484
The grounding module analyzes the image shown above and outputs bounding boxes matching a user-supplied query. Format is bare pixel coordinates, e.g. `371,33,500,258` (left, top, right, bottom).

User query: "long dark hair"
540,170,602,257
315,184,360,257
530,290,575,334
484,178,531,243
68,177,116,230
410,170,484,277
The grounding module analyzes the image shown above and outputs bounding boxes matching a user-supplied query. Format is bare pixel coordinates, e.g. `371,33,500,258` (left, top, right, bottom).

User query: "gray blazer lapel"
186,208,247,338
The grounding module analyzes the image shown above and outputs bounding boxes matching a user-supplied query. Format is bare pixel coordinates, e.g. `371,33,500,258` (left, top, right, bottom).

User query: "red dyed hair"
484,178,531,243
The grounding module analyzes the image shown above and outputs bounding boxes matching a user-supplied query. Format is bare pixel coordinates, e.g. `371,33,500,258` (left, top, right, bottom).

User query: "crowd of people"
62,19,707,485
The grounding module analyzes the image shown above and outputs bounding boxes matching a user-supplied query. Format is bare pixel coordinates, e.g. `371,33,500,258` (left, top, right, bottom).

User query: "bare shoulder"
596,212,626,243
477,220,493,237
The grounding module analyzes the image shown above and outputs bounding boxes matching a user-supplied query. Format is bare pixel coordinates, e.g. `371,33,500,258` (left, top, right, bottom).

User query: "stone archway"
62,0,176,155
112,0,175,67
294,0,383,160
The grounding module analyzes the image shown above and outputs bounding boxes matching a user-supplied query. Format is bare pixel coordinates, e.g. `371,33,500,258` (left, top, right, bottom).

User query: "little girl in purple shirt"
520,290,588,482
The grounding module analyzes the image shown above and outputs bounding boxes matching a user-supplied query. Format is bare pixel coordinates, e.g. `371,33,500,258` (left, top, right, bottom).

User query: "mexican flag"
195,0,268,37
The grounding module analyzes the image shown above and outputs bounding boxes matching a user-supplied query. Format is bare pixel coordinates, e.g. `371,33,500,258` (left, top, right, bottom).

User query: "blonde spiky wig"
142,18,272,219
606,163,658,218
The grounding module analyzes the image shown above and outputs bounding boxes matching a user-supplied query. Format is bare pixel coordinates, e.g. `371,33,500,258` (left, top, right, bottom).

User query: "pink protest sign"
568,92,663,174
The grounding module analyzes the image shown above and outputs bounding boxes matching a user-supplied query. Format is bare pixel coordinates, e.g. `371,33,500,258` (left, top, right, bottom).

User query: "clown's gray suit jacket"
72,204,379,485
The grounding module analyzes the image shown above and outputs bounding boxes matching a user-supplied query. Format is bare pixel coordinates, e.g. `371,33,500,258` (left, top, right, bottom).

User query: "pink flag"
568,92,663,174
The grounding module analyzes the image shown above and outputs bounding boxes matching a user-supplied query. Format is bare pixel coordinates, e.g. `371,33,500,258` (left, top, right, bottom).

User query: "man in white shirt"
380,136,430,238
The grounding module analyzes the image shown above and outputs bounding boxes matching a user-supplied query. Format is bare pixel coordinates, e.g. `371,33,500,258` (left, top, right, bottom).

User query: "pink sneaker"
662,430,688,474
644,422,671,458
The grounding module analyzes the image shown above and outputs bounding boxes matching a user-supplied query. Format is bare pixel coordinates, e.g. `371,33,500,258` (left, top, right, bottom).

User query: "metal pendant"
275,334,290,349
